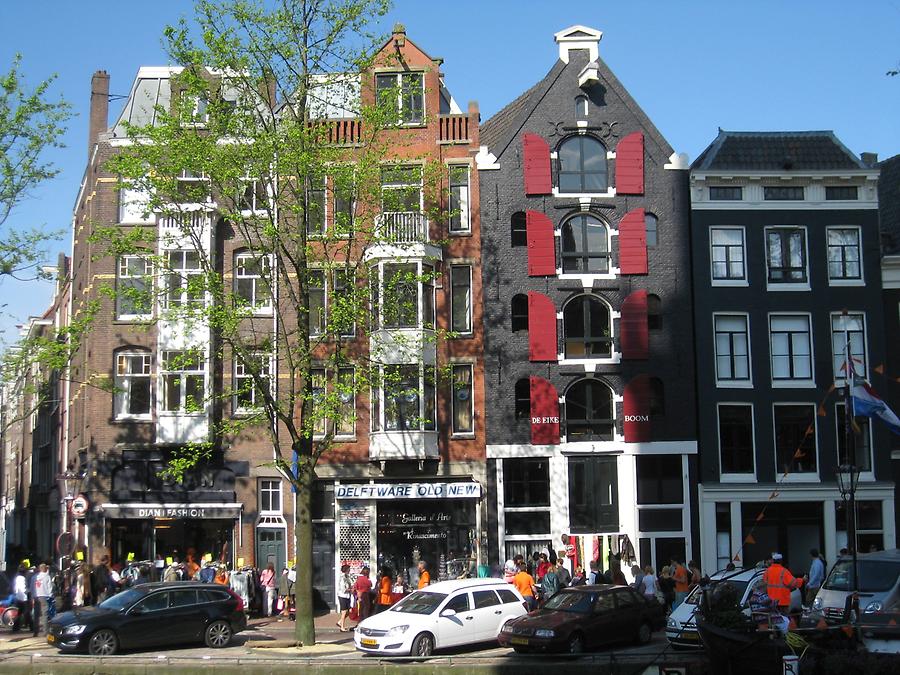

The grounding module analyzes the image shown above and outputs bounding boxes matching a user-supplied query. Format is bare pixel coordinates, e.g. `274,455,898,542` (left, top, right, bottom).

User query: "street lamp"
56,469,79,564
836,462,860,598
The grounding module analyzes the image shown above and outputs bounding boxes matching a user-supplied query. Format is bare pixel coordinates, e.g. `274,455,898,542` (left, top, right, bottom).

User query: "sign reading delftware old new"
335,482,481,500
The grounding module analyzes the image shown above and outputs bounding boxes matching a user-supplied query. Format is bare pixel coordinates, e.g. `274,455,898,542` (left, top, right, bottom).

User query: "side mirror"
129,605,145,615
440,608,457,618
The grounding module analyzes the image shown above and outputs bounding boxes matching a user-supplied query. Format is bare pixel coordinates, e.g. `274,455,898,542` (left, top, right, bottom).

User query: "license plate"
681,632,698,640
510,637,529,645
361,638,378,647
47,634,55,643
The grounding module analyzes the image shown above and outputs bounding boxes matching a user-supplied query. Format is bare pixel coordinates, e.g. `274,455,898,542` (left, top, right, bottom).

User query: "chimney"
860,152,878,168
88,70,110,160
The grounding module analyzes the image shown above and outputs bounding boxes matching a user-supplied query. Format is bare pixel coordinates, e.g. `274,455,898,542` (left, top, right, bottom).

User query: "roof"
479,77,547,150
417,578,514,594
692,130,867,172
111,67,179,138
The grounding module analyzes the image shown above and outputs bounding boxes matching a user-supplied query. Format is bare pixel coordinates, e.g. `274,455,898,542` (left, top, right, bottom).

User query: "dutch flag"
851,379,900,436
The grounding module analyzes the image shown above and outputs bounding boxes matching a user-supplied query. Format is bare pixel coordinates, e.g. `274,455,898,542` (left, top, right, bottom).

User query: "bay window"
161,350,206,413
371,364,436,432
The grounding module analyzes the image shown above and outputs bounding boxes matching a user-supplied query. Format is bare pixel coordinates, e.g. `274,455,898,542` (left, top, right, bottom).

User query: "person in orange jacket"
763,552,802,609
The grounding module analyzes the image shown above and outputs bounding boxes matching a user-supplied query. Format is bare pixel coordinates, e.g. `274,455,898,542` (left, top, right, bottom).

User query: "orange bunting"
755,512,765,522
744,534,756,545
793,450,806,459
805,425,814,436
732,553,741,562
816,618,828,630
889,618,897,626
841,626,854,638
827,384,836,393
818,405,827,417
874,364,884,375
769,491,779,500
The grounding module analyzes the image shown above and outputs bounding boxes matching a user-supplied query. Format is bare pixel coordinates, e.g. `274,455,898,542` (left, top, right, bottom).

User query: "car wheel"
88,629,119,656
205,620,233,648
567,632,585,654
410,632,434,657
637,622,652,645
1,608,16,628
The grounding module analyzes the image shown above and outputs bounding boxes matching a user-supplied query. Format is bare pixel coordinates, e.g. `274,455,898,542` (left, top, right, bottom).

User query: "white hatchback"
354,578,527,657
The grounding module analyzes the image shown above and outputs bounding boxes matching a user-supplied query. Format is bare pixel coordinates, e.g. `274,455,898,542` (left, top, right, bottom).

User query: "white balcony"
369,430,439,462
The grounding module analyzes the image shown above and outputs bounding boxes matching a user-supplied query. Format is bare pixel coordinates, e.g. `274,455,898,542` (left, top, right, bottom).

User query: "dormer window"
375,72,424,125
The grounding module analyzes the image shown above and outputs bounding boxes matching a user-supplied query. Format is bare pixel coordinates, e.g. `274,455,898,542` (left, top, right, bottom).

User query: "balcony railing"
376,212,429,243
159,211,207,232
439,114,469,144
309,117,363,145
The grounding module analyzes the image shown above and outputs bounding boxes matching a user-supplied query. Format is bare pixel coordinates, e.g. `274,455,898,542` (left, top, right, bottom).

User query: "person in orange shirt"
417,561,431,589
376,566,394,613
764,553,802,609
670,557,690,608
513,562,538,611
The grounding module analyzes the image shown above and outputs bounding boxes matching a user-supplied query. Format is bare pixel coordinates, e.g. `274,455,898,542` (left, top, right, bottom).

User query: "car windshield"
824,560,900,593
685,579,749,605
98,588,145,611
389,591,448,615
541,590,594,614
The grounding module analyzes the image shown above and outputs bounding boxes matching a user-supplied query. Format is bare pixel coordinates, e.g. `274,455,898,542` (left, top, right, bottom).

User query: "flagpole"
842,323,858,599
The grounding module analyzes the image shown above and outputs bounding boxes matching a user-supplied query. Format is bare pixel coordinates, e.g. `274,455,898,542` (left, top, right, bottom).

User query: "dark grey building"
476,26,697,575
691,131,894,575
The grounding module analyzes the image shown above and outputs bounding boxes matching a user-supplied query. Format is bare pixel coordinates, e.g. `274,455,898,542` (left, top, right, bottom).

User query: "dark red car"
498,584,665,654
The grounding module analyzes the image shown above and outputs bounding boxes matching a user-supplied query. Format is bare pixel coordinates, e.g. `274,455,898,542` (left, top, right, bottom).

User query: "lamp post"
56,469,78,565
836,462,860,594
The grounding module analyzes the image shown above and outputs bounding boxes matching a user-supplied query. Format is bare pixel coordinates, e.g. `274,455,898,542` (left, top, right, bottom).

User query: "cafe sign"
335,482,482,500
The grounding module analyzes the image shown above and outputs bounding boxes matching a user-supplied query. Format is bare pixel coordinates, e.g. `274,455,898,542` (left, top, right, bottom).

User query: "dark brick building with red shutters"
476,26,698,573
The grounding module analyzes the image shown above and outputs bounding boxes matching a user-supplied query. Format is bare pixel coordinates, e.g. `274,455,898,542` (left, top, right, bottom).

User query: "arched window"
575,95,589,119
563,295,611,358
561,214,609,273
558,136,607,193
511,211,527,247
515,378,531,420
565,379,614,442
648,377,665,416
645,212,658,247
647,294,662,331
511,294,529,332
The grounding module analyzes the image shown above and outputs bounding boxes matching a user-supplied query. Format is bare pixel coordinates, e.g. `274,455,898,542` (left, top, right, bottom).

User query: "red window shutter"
618,208,647,275
620,290,648,360
526,210,556,276
530,376,560,445
528,291,558,362
523,133,552,195
623,375,652,442
615,131,644,195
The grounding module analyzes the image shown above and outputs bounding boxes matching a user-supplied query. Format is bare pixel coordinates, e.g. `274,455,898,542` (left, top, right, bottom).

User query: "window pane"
503,458,549,507
774,405,817,473
719,405,754,474
452,365,473,434
450,266,471,333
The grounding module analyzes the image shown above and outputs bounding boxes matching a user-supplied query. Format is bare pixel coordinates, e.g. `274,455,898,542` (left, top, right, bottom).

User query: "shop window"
647,294,662,331
563,295,612,358
564,379,614,442
773,404,817,474
114,350,152,419
259,479,282,514
161,349,206,413
568,456,618,533
165,250,205,308
116,253,153,319
511,294,529,332
557,136,608,193
514,378,531,420
511,211,527,247
448,165,470,233
503,458,549,507
450,265,472,334
835,404,872,472
561,214,610,273
233,351,271,413
234,252,272,314
837,500,883,553
451,364,474,434
636,455,682,504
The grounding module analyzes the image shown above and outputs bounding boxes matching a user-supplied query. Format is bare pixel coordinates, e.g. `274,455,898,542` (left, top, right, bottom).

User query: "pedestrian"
417,560,431,589
640,565,658,603
10,565,28,632
764,552,802,610
535,552,551,581
556,559,571,588
277,567,292,618
658,566,676,611
75,564,93,607
214,565,230,586
671,558,690,608
164,559,182,583
92,556,114,603
609,554,627,586
570,565,586,586
513,561,538,611
353,566,373,621
336,564,352,631
688,560,702,589
32,563,52,637
806,548,825,606
631,565,644,591
503,558,517,584
541,560,560,603
185,549,200,580
260,562,276,617
376,566,394,613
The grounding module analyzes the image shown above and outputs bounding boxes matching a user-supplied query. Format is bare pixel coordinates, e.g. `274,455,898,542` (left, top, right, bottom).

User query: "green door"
256,528,286,572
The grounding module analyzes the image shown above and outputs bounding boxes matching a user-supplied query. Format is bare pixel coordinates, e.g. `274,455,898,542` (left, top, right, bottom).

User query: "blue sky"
1,0,899,342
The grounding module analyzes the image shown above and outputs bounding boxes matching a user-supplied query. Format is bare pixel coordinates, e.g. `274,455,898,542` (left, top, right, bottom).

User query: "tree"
99,0,460,645
0,55,73,280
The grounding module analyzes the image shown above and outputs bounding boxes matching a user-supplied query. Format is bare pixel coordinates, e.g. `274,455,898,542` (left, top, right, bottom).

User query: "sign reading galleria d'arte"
335,482,482,500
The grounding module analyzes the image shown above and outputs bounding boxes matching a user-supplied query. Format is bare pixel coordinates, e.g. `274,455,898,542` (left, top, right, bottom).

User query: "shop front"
335,481,482,589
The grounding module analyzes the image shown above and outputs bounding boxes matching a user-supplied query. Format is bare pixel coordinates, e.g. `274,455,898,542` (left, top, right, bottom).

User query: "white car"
354,578,527,657
665,567,802,649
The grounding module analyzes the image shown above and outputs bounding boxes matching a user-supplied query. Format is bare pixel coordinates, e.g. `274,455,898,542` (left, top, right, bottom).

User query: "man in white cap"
763,552,802,610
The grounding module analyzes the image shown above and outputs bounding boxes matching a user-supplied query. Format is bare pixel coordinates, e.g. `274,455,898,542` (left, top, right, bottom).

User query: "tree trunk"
293,446,315,646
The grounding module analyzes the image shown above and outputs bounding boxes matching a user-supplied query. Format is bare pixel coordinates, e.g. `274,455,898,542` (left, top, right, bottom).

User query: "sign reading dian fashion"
335,482,482,500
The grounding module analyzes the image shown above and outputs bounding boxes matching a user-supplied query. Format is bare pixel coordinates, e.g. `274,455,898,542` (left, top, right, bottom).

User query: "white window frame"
448,164,471,234
335,367,356,439
237,176,269,214
709,226,747,286
449,264,472,335
174,168,210,204
768,313,815,388
717,403,756,481
713,313,752,387
234,252,272,315
160,349,207,415
370,364,436,433
233,351,272,415
375,71,425,125
164,250,205,309
764,225,810,291
118,184,153,224
116,254,154,320
451,363,475,436
259,479,283,515
772,402,819,481
371,259,434,330
306,176,327,238
308,269,326,336
309,366,357,439
114,351,152,421
826,226,864,286
830,312,868,383
332,269,356,337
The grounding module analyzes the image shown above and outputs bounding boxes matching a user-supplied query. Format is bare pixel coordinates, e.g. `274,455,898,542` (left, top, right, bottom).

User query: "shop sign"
100,503,242,519
335,482,481,500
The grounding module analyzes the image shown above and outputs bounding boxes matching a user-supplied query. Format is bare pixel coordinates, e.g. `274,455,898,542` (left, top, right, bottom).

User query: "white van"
812,549,900,623
354,578,527,657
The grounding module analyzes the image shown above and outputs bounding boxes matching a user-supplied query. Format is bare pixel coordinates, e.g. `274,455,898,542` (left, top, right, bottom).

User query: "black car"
498,584,666,654
48,582,247,655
